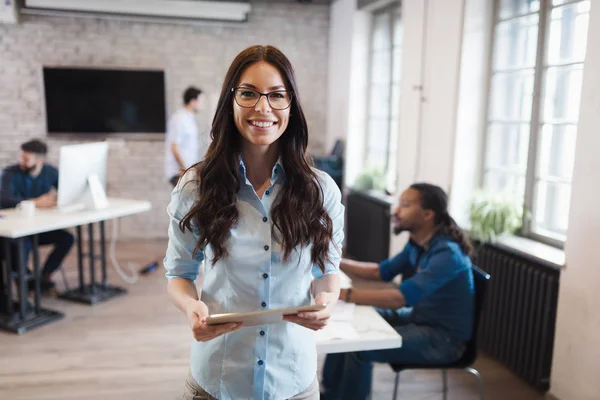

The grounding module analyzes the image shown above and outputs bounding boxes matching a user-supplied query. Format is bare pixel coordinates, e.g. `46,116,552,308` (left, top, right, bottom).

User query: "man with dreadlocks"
321,183,475,400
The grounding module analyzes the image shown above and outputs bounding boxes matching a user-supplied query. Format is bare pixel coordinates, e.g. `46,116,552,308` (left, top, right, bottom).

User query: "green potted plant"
353,167,386,192
469,190,525,244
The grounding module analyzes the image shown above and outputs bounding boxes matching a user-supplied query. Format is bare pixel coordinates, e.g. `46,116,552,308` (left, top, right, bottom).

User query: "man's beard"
393,225,406,235
20,165,36,175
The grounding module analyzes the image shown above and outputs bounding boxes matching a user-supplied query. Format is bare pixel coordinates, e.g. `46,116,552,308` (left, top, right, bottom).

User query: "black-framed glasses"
232,87,293,110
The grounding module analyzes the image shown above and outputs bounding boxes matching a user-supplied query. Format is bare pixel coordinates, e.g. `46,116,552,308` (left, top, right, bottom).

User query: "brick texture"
0,1,330,239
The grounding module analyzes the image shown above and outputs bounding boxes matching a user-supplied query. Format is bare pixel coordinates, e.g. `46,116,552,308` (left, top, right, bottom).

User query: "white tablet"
205,304,326,327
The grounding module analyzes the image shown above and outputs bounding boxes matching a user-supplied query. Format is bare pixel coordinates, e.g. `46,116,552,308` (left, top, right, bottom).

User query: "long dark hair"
410,183,474,257
180,45,334,272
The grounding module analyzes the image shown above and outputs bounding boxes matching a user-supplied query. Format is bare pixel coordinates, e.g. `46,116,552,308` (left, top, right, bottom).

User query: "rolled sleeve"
164,172,204,281
311,170,345,278
399,244,467,306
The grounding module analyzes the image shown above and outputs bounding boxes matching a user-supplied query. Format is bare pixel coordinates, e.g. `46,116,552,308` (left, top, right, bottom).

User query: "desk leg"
58,222,126,305
100,221,107,288
0,241,4,314
32,235,41,314
76,225,84,292
2,239,13,316
88,224,96,295
16,238,27,319
0,237,64,334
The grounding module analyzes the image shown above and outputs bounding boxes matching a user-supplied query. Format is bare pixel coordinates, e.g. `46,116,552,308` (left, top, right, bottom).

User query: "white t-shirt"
164,108,199,180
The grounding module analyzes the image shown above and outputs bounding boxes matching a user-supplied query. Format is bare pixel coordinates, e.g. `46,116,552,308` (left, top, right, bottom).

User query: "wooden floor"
0,240,548,400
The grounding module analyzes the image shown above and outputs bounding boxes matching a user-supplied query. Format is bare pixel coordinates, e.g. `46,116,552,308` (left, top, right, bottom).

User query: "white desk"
0,198,151,334
0,198,151,238
316,272,402,354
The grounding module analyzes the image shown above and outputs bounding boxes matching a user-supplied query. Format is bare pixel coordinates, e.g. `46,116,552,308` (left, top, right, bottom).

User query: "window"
365,4,402,191
483,0,590,245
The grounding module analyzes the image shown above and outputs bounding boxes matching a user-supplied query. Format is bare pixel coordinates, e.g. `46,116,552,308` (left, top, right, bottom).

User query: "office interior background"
1,0,599,399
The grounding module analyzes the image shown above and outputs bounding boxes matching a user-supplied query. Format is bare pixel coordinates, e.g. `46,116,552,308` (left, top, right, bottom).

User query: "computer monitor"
57,142,109,211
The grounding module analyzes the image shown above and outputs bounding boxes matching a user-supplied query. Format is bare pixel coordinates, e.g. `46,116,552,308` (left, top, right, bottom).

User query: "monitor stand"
57,174,108,213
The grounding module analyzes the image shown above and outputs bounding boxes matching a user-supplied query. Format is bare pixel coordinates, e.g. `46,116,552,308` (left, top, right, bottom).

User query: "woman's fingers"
193,322,243,341
283,315,329,331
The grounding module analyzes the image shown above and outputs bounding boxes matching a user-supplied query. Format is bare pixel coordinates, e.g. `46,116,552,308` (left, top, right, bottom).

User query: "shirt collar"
410,230,440,251
237,155,285,184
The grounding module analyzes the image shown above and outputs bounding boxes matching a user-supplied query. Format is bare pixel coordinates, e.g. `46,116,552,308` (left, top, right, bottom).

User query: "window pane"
542,65,583,123
366,118,389,170
485,123,530,173
390,83,401,118
484,171,526,204
552,0,590,7
494,15,539,70
368,83,391,118
393,9,403,47
547,2,590,65
537,124,577,181
392,47,402,84
532,180,571,239
371,50,391,85
372,12,391,52
498,0,540,20
489,70,534,120
387,117,399,190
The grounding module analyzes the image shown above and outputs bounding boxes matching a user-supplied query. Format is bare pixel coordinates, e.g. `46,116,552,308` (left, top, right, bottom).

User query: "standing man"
165,86,205,187
0,139,74,293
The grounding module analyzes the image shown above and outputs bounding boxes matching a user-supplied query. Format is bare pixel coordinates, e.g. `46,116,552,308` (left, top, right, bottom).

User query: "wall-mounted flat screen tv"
43,67,166,134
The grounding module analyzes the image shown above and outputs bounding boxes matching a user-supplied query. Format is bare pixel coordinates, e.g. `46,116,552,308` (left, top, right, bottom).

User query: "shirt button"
265,190,270,195
261,302,267,308
263,273,269,279
263,217,268,222
264,245,269,251
260,330,265,336
258,360,264,366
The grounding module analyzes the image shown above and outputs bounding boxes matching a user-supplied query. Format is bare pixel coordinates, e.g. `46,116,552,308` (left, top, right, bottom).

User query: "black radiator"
475,244,560,392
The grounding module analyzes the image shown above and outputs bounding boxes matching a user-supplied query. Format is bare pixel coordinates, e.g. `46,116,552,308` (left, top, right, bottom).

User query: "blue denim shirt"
164,157,345,400
0,164,58,209
379,235,474,341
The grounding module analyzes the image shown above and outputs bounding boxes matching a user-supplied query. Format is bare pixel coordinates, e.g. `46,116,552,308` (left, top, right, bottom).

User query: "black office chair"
389,265,490,400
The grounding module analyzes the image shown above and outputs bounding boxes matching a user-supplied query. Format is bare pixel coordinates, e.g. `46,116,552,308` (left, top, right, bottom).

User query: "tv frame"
41,65,168,141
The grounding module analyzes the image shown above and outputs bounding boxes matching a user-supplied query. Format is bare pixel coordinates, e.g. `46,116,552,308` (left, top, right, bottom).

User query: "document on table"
317,301,360,340
331,300,355,321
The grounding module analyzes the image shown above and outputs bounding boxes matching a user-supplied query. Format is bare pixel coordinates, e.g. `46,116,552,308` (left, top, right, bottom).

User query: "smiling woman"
163,45,345,400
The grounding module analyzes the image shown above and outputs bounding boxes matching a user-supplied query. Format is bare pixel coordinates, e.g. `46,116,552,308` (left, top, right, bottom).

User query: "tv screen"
43,67,166,134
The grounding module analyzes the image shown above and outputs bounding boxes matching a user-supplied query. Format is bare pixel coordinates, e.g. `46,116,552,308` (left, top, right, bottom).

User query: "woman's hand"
185,300,243,342
282,291,338,331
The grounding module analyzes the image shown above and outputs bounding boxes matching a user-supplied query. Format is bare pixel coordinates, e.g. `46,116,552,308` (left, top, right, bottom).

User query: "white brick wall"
0,1,330,239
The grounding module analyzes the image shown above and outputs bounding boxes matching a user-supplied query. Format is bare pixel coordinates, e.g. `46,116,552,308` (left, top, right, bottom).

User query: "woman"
164,45,345,400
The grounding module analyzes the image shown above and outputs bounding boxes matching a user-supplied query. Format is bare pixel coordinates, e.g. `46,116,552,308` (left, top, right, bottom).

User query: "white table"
0,198,151,238
316,272,402,354
0,198,151,334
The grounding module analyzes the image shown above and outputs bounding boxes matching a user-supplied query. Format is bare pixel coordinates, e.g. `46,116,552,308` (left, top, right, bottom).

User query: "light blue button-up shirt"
164,157,345,400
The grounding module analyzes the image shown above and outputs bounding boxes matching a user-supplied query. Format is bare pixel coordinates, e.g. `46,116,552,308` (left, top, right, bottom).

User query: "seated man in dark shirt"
320,183,475,400
0,139,74,293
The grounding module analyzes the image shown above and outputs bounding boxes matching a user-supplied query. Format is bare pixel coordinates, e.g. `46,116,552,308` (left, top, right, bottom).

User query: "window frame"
482,0,589,248
364,2,402,192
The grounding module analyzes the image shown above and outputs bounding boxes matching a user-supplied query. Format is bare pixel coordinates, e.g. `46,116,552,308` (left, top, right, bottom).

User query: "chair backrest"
459,265,491,365
330,139,345,157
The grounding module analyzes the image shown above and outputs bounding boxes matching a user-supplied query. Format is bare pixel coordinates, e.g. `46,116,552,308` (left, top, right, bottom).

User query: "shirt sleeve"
379,246,412,282
169,114,186,146
163,171,204,281
311,170,345,279
0,169,24,209
399,243,468,306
